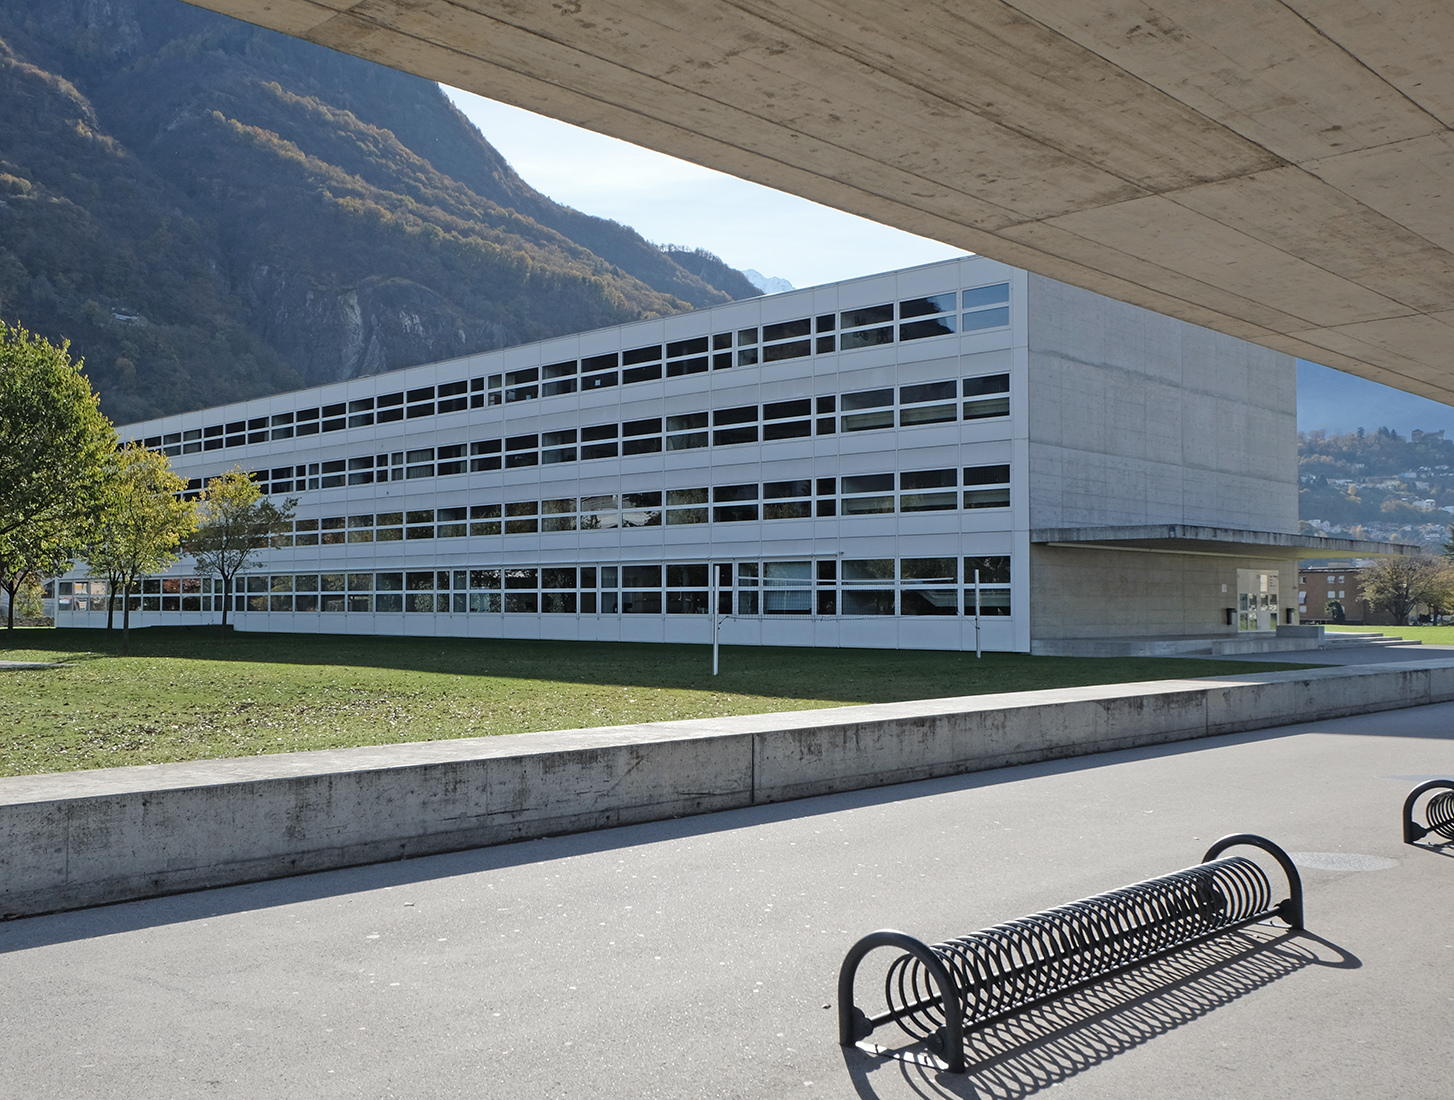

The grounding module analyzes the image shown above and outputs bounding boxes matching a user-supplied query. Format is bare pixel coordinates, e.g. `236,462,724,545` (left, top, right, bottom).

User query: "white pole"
711,567,719,676
974,568,982,659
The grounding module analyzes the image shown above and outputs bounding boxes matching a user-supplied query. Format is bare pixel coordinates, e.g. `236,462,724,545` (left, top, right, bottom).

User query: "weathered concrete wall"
1027,544,1291,640
1025,275,1298,533
6,659,1454,919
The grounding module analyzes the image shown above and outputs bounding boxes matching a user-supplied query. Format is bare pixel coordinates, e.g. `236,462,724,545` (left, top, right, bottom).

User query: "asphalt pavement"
3,701,1453,1099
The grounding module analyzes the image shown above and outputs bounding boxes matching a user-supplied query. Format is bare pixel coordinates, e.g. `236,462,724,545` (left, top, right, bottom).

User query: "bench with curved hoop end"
1403,779,1454,845
837,833,1304,1074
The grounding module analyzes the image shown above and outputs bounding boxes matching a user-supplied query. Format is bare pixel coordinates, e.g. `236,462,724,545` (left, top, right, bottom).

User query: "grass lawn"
0,626,1320,777
1327,624,1454,644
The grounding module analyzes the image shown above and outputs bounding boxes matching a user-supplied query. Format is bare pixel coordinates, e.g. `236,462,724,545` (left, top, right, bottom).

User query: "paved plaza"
3,699,1453,1099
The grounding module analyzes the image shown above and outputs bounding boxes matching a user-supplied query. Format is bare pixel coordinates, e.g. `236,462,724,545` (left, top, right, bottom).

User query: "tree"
0,322,115,547
189,469,296,639
0,518,73,630
1423,563,1454,626
1360,555,1447,625
1323,599,1345,623
82,445,197,653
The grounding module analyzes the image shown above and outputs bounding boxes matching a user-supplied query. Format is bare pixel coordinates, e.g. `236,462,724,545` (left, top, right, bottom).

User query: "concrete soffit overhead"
182,0,1454,405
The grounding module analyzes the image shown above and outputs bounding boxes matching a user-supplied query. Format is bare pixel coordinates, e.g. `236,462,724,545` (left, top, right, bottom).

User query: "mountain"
0,0,761,424
1299,426,1454,547
743,269,796,295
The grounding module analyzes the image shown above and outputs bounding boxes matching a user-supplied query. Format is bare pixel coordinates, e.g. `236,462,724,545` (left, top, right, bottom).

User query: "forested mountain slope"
0,0,760,423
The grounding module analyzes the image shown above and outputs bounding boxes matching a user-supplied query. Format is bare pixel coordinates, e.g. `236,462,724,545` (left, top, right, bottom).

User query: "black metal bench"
837,833,1303,1073
1403,779,1454,845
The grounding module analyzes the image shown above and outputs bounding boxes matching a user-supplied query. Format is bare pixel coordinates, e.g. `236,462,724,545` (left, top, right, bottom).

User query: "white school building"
51,255,1391,654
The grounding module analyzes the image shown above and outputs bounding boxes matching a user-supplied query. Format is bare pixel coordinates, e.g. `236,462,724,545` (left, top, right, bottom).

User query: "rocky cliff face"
0,0,760,420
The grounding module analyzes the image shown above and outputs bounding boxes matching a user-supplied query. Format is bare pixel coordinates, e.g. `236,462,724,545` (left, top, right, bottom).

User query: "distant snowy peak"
743,269,795,295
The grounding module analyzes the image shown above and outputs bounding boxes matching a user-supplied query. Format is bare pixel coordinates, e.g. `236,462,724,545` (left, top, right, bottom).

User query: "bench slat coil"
1403,779,1454,844
838,833,1303,1073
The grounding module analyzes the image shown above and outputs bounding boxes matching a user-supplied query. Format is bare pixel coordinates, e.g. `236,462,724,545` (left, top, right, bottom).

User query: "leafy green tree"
1360,555,1446,625
0,517,73,630
189,469,296,639
83,445,197,653
1323,599,1345,623
1423,563,1454,626
0,322,115,548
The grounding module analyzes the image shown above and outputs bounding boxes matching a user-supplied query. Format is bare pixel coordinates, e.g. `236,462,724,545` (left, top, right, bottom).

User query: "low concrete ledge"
5,659,1454,919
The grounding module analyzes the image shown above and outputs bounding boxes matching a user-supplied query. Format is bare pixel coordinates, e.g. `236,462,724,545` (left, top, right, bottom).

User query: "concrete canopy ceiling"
184,1,1454,404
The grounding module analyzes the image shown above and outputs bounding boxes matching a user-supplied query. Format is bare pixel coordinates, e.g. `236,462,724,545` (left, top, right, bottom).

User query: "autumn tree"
189,469,296,639
1360,554,1446,625
82,444,197,652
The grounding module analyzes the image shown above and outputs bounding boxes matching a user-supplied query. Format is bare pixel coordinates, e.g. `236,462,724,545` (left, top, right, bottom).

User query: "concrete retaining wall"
6,659,1454,919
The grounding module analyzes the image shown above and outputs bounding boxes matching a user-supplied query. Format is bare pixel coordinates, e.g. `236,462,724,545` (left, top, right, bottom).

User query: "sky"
441,87,966,290
443,86,1454,438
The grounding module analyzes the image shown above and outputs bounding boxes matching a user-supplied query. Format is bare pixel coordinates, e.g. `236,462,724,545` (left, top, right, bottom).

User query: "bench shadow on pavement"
841,926,1358,1100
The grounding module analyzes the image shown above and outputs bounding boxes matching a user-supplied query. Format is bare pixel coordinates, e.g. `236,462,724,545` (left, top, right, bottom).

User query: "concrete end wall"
1025,274,1298,533
5,660,1454,919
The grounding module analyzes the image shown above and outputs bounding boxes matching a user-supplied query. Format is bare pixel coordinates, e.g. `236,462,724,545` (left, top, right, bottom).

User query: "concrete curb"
5,659,1454,919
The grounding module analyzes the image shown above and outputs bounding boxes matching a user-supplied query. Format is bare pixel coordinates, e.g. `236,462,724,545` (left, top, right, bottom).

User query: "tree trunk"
106,573,117,632
122,569,134,655
219,573,230,640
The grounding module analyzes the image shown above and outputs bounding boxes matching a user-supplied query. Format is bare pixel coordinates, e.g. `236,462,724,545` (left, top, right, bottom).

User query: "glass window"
762,319,811,343
505,568,538,590
838,326,893,350
964,488,1011,509
667,564,709,588
902,558,957,583
622,565,661,588
348,573,373,591
965,556,1011,584
842,409,895,432
713,484,758,502
900,317,956,341
665,508,707,525
843,473,894,494
899,293,957,318
964,464,1010,486
841,304,893,328
965,373,1010,397
901,491,957,512
763,561,810,585
470,569,502,590
470,592,501,612
842,388,893,411
542,568,576,589
667,337,709,358
763,480,811,499
967,589,1012,616
963,283,1010,309
901,590,958,615
963,306,1010,331
901,381,956,405
843,559,894,584
622,591,662,614
763,399,811,422
376,573,405,591
667,488,708,505
842,590,895,615
667,412,708,431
